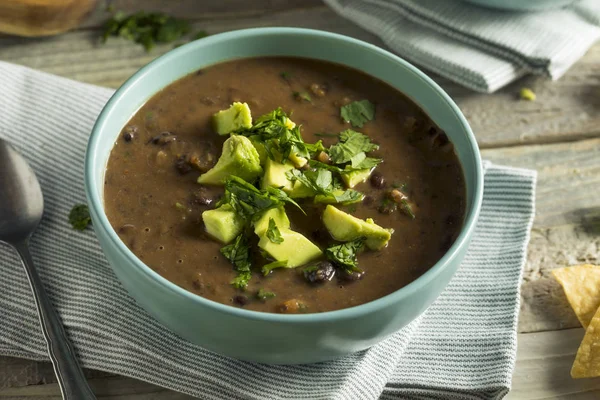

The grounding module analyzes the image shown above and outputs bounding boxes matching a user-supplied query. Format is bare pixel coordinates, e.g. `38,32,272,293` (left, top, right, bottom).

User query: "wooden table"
1,1,599,399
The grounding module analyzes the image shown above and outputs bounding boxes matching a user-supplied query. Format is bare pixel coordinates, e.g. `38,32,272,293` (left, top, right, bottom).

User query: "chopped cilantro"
266,218,284,244
325,238,366,272
101,11,194,52
218,176,304,221
191,30,208,40
280,72,292,81
220,234,252,289
293,91,312,103
400,199,415,219
68,204,92,231
256,288,276,301
262,260,289,275
349,152,382,169
340,100,375,128
329,130,379,165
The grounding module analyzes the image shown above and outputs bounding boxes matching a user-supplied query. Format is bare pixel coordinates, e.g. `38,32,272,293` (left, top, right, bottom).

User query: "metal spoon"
0,139,96,399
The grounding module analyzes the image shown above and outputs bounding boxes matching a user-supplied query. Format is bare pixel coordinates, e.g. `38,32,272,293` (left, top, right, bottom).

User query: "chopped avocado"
212,102,252,135
261,158,295,191
198,135,262,185
340,168,374,188
314,190,365,205
253,207,290,236
202,205,245,244
288,180,316,198
258,228,322,268
322,205,393,250
249,135,267,165
284,117,296,130
289,153,308,168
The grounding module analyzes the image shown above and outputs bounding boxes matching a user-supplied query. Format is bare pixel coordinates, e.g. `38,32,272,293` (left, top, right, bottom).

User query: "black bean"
432,132,449,148
234,295,248,306
148,131,177,146
303,261,336,283
338,269,365,281
122,125,137,142
370,172,386,189
362,195,375,206
123,132,134,142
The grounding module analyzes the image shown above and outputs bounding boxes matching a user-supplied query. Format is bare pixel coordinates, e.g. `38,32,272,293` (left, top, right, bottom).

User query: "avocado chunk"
288,153,308,168
212,102,252,135
258,228,322,268
288,180,316,198
198,135,262,185
314,190,365,205
248,135,267,165
322,205,393,250
202,205,244,244
261,158,295,191
253,207,290,236
340,168,374,188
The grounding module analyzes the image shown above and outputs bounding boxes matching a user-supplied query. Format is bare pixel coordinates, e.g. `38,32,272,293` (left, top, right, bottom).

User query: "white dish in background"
458,0,577,11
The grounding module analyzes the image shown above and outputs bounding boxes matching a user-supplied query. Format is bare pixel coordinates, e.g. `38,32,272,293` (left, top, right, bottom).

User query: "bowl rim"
85,27,483,323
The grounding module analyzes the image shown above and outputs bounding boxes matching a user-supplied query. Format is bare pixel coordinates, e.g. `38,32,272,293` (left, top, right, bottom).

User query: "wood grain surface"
0,0,599,398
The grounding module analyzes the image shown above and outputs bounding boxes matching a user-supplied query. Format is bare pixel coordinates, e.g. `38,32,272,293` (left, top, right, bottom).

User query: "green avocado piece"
261,158,294,191
258,228,322,268
212,102,253,135
202,205,244,244
322,205,393,250
198,135,262,185
340,168,374,188
288,180,316,198
253,207,290,236
314,190,365,205
248,135,267,165
288,153,308,168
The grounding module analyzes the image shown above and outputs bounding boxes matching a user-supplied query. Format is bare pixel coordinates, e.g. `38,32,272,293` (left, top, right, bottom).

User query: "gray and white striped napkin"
324,0,600,92
0,61,536,399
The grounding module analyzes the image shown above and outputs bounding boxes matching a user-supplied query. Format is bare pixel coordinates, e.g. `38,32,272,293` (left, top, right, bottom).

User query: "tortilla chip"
552,264,600,329
572,305,600,378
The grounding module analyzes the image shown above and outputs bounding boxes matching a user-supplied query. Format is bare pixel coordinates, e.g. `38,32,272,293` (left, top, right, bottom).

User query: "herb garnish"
286,169,363,204
340,100,375,128
262,260,289,275
400,199,416,219
266,218,284,244
68,204,92,231
293,91,312,103
218,176,304,221
280,72,292,81
325,238,366,272
102,11,207,52
328,130,379,165
220,233,253,289
256,288,276,301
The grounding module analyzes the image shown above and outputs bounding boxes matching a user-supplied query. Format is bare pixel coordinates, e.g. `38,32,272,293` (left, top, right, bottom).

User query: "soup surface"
104,57,466,313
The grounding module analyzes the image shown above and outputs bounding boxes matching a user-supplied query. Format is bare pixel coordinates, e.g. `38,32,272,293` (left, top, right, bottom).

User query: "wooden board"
1,0,600,397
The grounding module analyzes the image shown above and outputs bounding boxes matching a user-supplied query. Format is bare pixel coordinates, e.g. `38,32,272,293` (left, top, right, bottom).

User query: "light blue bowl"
85,28,483,364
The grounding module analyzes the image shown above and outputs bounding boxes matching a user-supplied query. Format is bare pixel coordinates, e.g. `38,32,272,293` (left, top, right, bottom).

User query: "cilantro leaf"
325,238,366,272
221,234,253,289
329,130,379,165
349,152,382,169
219,176,304,221
69,204,92,231
332,190,364,204
256,288,276,301
266,218,284,244
102,11,192,52
293,92,312,103
340,100,375,128
261,260,289,275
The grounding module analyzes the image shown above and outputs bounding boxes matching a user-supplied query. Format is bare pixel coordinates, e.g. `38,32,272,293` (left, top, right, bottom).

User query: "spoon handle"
14,241,97,400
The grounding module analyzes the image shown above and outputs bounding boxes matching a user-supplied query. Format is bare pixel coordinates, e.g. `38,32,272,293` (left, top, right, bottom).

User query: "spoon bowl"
0,141,44,242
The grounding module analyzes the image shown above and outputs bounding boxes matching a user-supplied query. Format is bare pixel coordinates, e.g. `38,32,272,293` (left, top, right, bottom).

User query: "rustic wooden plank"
0,374,194,399
482,138,600,333
82,0,323,27
508,329,600,400
1,7,599,148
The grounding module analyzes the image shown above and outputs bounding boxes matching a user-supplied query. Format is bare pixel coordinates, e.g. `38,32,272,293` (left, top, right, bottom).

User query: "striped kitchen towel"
0,61,536,399
324,0,600,93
